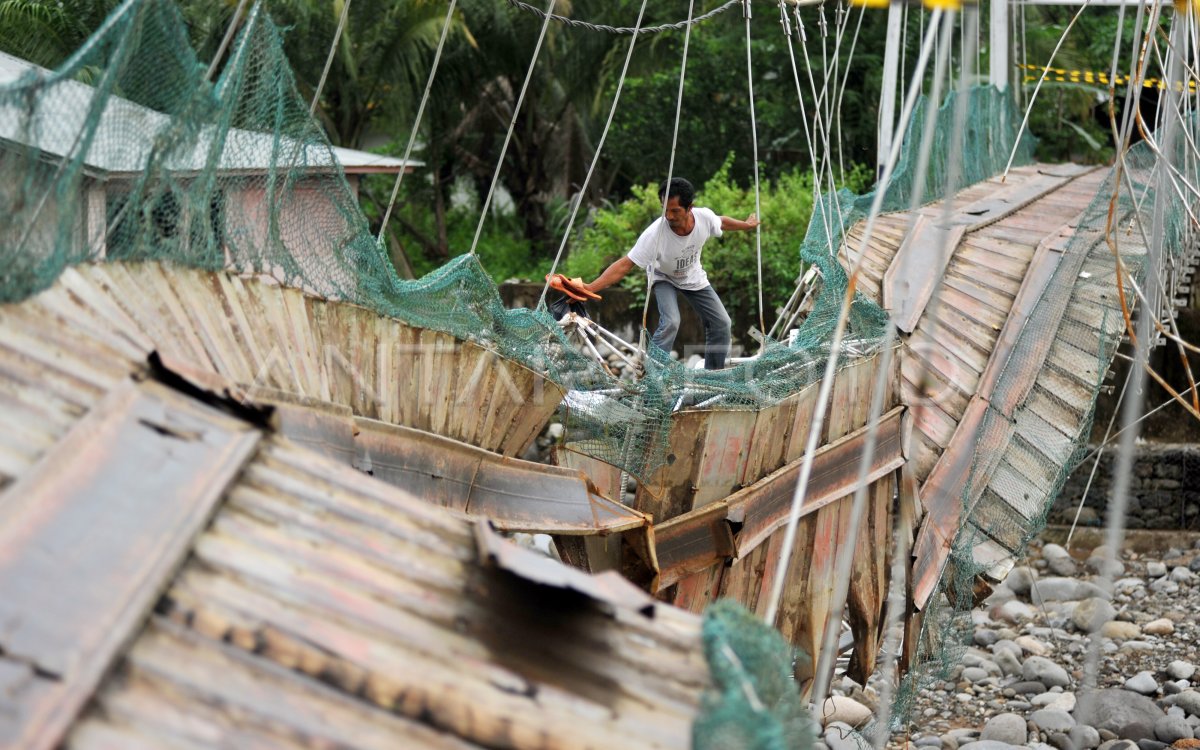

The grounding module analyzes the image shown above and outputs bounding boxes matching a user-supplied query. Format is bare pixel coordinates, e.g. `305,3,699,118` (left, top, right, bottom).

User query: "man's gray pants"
651,282,732,370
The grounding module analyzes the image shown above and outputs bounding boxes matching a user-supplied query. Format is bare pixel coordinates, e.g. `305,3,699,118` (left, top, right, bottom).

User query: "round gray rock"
1147,561,1168,578
958,742,1025,750
824,721,870,750
1073,597,1118,632
1024,656,1072,688
1007,566,1038,596
1074,689,1166,735
1031,708,1077,733
1153,715,1194,742
963,666,990,684
1125,671,1159,696
981,713,1028,745
1069,725,1102,750
1167,660,1196,681
1171,690,1200,717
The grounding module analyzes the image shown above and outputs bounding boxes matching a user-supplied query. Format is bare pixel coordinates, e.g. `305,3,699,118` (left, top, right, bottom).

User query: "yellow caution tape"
1017,63,1198,92
848,0,978,9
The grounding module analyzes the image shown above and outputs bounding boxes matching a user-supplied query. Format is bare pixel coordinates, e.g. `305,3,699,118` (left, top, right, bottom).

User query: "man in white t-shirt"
583,178,760,369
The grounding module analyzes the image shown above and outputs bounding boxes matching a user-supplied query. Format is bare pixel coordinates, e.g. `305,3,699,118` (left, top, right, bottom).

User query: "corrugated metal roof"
0,51,420,176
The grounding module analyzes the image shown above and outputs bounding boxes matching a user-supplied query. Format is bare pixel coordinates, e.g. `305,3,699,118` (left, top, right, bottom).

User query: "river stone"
1049,556,1079,577
1102,621,1143,640
1012,681,1050,695
1149,578,1180,595
1171,566,1197,583
824,721,869,750
963,667,990,684
1031,708,1077,732
1033,578,1112,604
1172,690,1200,717
821,696,872,727
1154,716,1194,742
958,742,1026,750
1074,689,1166,735
1016,635,1051,656
1033,692,1077,712
981,713,1028,745
995,649,1024,677
1024,656,1072,688
1148,562,1168,577
1074,597,1118,632
1191,555,1200,572
1119,723,1154,741
1143,618,1175,636
1168,661,1198,681
914,737,943,747
995,600,1035,624
1007,566,1038,596
1070,725,1102,750
1134,740,1167,750
1126,672,1160,696
976,629,1001,648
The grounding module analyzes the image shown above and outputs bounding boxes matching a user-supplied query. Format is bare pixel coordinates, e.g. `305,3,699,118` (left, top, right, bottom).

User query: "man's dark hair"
659,177,694,208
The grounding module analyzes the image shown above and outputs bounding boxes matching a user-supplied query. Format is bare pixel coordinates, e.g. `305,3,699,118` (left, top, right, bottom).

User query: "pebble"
1125,671,1160,696
980,713,1028,745
884,544,1200,749
822,696,872,727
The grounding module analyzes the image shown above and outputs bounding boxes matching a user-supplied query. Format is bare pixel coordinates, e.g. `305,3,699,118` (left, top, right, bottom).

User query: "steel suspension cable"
469,0,558,257
763,9,947,626
1003,0,1096,179
377,0,459,245
206,0,250,81
309,0,352,116
537,0,650,311
638,0,696,351
744,0,766,339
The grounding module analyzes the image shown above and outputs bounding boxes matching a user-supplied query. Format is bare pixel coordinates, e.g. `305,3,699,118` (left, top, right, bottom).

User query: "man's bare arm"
585,256,636,293
720,213,760,232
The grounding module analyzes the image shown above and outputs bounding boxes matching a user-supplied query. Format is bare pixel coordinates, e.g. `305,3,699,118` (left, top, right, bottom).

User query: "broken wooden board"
883,216,968,334
0,379,261,750
653,406,907,588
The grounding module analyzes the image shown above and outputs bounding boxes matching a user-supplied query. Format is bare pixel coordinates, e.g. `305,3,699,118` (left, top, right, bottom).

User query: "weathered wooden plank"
953,240,1033,281
727,406,906,556
60,265,155,354
140,263,219,374
883,217,968,333
990,458,1047,521
350,417,646,535
169,271,250,384
691,409,757,510
73,619,482,750
845,472,894,683
0,379,260,750
654,503,738,589
672,564,726,615
635,410,710,523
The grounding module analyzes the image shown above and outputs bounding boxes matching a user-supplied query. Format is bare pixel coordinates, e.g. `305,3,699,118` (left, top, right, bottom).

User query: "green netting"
0,0,1038,488
694,600,817,750
895,119,1193,717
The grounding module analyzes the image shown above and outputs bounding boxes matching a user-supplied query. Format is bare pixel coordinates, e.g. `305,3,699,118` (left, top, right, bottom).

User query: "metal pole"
878,2,904,175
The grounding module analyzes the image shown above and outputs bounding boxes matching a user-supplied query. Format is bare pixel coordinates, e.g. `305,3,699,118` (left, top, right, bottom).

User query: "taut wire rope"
504,0,739,35
377,0,460,245
205,0,250,81
468,0,559,257
536,0,650,311
309,0,352,116
763,8,947,626
638,0,697,355
1002,0,1096,179
744,0,767,340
